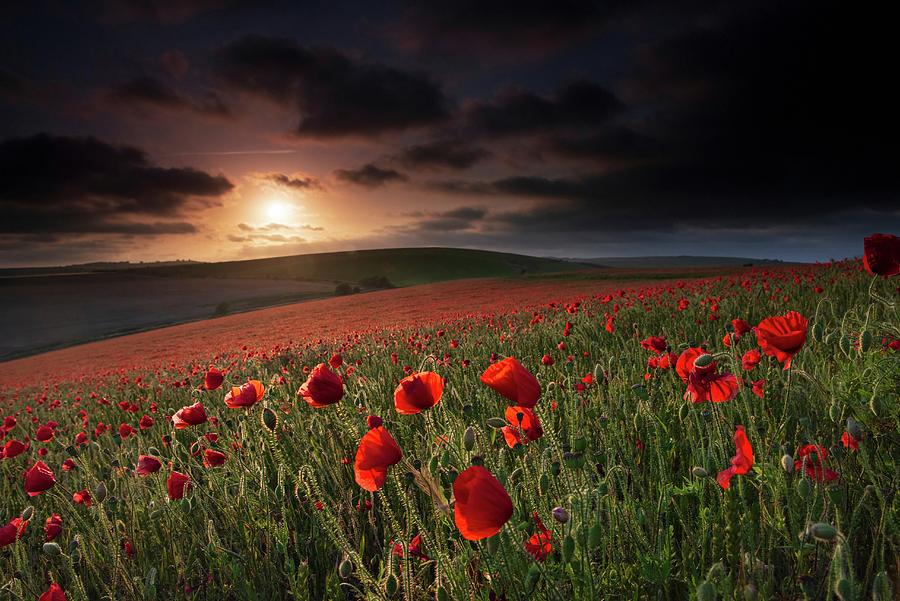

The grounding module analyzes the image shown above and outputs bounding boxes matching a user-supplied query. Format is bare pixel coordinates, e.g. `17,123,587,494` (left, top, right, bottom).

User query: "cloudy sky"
1,0,897,267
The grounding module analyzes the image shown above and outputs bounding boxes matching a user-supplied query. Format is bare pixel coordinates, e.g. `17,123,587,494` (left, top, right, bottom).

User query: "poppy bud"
338,559,352,579
437,588,449,601
696,581,717,601
42,542,62,556
573,437,587,452
470,455,483,466
872,572,891,601
20,506,34,521
588,523,602,548
552,507,569,523
828,404,841,422
463,427,476,451
796,478,811,499
386,574,398,596
778,455,792,474
811,322,824,341
485,417,506,429
860,330,873,352
846,417,863,441
94,481,107,504
525,563,541,591
691,466,708,478
807,522,838,542
262,407,278,432
678,404,690,422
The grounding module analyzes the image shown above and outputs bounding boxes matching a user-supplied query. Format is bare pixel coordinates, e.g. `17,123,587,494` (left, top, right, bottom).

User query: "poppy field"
1,236,898,600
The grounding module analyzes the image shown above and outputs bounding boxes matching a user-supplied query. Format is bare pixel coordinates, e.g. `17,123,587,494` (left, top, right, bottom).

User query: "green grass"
128,247,595,287
0,260,897,600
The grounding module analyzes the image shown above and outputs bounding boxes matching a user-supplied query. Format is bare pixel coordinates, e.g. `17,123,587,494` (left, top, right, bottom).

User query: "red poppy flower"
841,431,859,451
36,424,54,442
394,371,444,415
453,466,513,540
2,439,28,458
480,357,540,408
391,533,429,561
676,348,738,403
501,405,543,448
863,233,900,277
136,455,162,476
24,460,56,496
676,348,714,382
203,449,227,468
44,513,62,542
167,471,191,500
298,363,344,408
72,489,92,507
39,583,67,601
3,415,15,431
139,415,154,429
716,425,754,489
224,380,265,409
354,426,402,492
119,423,136,439
0,517,27,548
61,459,76,472
741,349,761,371
523,512,553,562
756,311,808,369
794,444,839,482
329,353,343,369
203,367,224,391
366,415,383,429
172,402,207,429
732,318,752,336
751,379,765,399
640,336,668,354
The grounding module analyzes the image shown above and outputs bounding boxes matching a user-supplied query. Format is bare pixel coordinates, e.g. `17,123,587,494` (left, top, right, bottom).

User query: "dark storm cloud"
90,0,244,25
543,128,658,162
464,80,622,137
389,0,630,57
397,206,487,232
260,172,320,190
106,77,230,117
334,164,407,188
394,139,489,170
213,35,450,137
0,134,233,235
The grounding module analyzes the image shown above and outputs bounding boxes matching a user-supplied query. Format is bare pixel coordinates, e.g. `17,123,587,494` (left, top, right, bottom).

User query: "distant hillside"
129,248,592,287
575,255,792,269
0,260,200,278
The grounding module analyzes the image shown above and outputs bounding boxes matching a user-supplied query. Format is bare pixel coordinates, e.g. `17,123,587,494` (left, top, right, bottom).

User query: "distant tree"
335,282,353,296
358,275,395,289
213,301,231,317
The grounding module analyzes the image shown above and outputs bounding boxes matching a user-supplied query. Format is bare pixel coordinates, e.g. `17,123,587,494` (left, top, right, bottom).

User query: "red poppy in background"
676,348,739,403
0,517,27,548
501,405,543,448
354,426,402,491
523,512,553,562
172,402,207,429
716,425,754,489
480,357,540,408
2,439,28,458
39,583,67,601
329,353,343,369
44,513,62,542
640,336,668,354
203,449,227,468
732,318,752,337
676,348,713,382
136,455,162,476
72,489,92,507
741,349,761,371
392,533,429,561
299,363,344,408
863,233,899,277
2,415,15,431
119,423,136,439
167,471,191,500
453,465,513,540
756,311,808,368
394,371,444,415
202,367,224,391
36,424,54,442
841,431,859,451
139,415,154,429
794,444,839,482
24,460,56,496
224,380,265,409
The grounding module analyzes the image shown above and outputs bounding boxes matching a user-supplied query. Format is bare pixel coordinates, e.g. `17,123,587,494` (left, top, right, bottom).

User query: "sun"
265,200,291,221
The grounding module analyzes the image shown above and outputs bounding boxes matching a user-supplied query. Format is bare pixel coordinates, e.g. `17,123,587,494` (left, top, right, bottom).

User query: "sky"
1,0,898,267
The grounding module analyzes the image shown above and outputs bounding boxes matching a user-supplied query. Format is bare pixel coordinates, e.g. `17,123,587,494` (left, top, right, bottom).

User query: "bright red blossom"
756,311,808,369
480,357,540,408
353,426,402,492
298,363,344,408
394,371,444,415
716,425,754,489
453,465,513,540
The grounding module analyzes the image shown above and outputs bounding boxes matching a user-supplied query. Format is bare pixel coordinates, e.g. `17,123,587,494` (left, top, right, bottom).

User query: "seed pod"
696,580,717,601
147,447,160,456
692,466,708,478
552,507,569,523
66,445,78,457
437,587,450,601
41,542,63,559
539,474,550,494
678,404,690,422
829,404,841,422
338,558,352,579
562,534,575,562
796,478,811,499
588,523,602,548
20,506,34,521
811,322,824,342
573,437,587,452
808,522,837,542
872,571,892,601
781,454,794,474
385,573,398,596
485,417,506,429
694,354,714,368
261,407,278,431
550,461,560,476
834,578,853,601
839,335,852,356
463,427,476,451
94,481,108,504
596,480,609,496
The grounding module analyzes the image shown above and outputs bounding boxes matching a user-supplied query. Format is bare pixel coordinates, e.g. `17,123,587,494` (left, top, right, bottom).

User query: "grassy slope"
128,247,593,287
